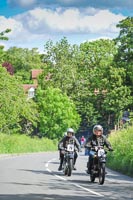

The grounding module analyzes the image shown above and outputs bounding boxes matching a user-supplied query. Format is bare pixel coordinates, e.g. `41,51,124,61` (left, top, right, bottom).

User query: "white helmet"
93,125,103,135
67,128,74,134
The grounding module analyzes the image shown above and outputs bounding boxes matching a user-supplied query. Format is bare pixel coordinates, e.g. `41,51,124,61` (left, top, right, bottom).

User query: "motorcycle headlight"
98,149,105,157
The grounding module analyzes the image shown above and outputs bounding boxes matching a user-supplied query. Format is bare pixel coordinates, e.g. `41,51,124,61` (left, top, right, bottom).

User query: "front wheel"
99,163,105,185
63,159,68,176
67,159,73,176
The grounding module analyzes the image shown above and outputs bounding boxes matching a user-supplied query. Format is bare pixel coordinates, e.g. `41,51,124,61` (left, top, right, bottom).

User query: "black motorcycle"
63,143,75,176
88,146,108,185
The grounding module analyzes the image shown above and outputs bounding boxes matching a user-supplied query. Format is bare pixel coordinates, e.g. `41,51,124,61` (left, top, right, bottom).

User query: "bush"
107,126,133,177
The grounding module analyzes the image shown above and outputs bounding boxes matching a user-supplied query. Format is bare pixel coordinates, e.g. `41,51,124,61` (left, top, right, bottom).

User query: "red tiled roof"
23,84,38,92
31,69,43,79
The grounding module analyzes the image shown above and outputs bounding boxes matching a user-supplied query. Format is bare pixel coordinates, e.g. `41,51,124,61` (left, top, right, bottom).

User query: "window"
28,87,35,98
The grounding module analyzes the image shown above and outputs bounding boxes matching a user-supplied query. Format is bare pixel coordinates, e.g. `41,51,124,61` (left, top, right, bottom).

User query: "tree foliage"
39,34,132,132
2,62,14,75
4,47,45,83
114,17,133,93
0,66,38,134
0,29,11,63
36,86,81,139
0,18,132,137
0,29,11,41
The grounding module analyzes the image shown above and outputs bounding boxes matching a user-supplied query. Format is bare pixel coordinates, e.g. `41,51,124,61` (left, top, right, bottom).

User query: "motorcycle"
63,142,75,176
87,146,108,185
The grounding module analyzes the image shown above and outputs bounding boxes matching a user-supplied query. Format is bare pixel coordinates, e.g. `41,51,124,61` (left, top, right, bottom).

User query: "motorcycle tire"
67,159,73,176
63,160,68,176
99,163,105,185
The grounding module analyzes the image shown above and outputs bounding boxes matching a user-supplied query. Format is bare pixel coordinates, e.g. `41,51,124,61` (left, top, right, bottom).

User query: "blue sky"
0,0,132,52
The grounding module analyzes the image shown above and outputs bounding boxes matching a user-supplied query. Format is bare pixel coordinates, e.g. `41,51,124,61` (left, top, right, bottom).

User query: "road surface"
0,151,132,200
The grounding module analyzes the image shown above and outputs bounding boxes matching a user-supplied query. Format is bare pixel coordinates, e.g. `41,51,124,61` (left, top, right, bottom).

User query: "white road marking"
73,183,104,197
45,158,104,197
55,175,67,181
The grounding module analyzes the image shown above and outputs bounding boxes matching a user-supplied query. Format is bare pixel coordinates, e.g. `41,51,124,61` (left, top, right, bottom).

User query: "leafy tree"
79,39,132,128
77,39,117,126
36,86,81,139
2,62,14,75
40,38,119,130
0,45,5,64
114,17,133,93
0,29,11,41
0,29,11,64
4,47,45,83
0,66,38,134
101,66,132,125
40,37,132,130
42,37,79,94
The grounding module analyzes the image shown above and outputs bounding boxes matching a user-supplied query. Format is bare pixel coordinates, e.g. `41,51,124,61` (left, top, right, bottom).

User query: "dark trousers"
59,150,78,167
87,150,95,171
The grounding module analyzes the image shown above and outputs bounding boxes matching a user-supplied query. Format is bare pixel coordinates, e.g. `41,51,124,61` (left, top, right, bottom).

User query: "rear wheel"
99,163,105,185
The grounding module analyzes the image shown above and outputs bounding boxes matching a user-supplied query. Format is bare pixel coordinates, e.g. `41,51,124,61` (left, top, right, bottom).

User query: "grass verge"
107,126,133,177
0,133,57,154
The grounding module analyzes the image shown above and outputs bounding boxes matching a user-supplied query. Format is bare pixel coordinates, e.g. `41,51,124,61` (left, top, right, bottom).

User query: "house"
23,69,43,98
31,69,43,85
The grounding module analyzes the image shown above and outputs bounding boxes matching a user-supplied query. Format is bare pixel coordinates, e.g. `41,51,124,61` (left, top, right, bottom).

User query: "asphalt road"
0,151,133,200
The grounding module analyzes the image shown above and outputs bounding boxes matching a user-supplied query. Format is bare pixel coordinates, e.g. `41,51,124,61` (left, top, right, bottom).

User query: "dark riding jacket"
85,134,112,150
58,136,81,152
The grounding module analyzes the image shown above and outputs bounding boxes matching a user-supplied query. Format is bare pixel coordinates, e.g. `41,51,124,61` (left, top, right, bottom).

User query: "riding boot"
73,156,77,170
87,161,91,174
87,157,93,174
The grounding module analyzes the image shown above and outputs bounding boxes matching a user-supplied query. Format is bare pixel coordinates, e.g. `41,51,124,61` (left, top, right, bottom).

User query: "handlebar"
85,145,113,152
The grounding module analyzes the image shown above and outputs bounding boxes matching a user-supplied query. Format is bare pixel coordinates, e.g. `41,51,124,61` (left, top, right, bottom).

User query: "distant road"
0,151,133,200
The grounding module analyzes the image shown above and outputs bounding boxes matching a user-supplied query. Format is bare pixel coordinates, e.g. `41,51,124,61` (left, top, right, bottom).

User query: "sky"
0,0,132,52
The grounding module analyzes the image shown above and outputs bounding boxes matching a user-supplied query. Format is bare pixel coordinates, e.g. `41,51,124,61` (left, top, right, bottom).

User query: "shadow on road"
18,169,53,175
0,193,104,200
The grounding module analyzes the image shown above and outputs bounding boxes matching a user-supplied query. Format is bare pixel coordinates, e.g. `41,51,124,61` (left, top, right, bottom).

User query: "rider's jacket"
58,136,81,152
85,134,112,150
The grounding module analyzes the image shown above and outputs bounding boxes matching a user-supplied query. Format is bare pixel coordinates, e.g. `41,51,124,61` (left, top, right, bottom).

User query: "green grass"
107,126,133,177
0,133,57,154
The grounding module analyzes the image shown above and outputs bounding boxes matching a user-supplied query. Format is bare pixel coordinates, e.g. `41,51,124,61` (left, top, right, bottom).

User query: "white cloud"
0,16,24,38
14,8,125,34
0,7,126,49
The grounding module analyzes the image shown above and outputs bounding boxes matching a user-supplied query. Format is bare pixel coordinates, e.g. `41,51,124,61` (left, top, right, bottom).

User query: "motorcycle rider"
85,125,113,174
58,128,81,171
58,132,67,162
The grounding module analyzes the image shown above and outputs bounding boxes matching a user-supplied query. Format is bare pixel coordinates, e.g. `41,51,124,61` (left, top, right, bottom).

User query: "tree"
4,47,45,83
114,17,133,93
40,38,119,129
0,29,11,64
0,29,11,41
2,62,14,75
42,37,79,94
40,36,132,132
36,86,81,139
0,66,38,134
